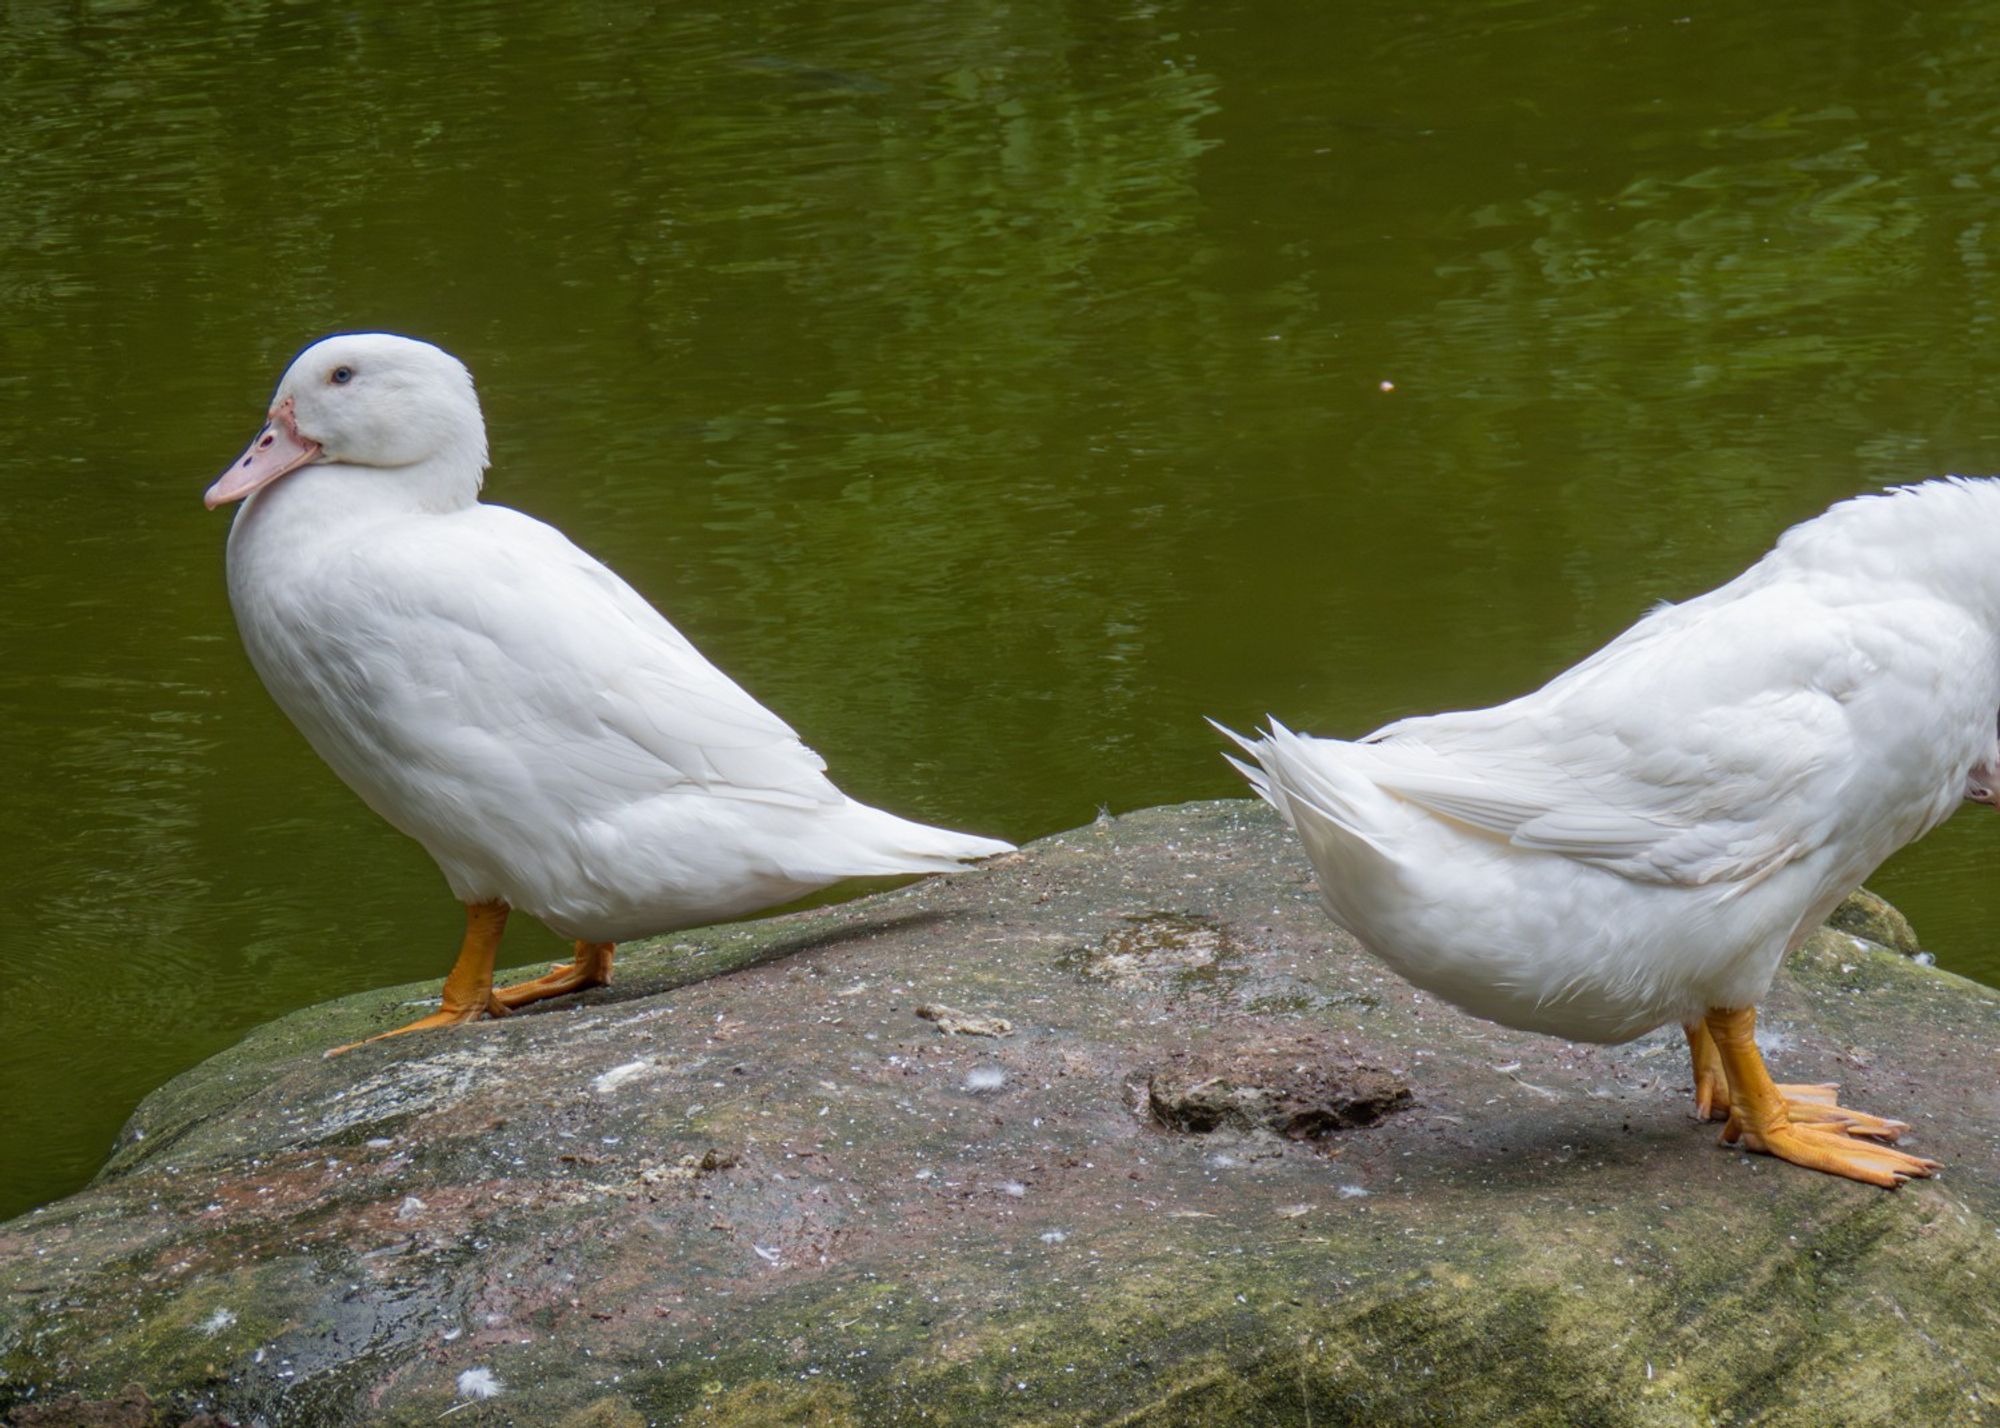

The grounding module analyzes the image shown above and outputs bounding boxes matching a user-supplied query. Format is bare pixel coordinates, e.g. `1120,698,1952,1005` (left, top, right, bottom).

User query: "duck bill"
203,395,321,509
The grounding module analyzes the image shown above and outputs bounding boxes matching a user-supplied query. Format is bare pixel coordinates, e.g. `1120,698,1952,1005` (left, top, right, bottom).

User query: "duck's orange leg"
1682,1021,1731,1120
327,901,512,1056
1702,1006,1939,1187
1681,1020,1845,1123
493,940,615,1011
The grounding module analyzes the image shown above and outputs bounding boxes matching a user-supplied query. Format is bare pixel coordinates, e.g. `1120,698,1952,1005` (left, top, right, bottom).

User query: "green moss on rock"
1826,887,1924,957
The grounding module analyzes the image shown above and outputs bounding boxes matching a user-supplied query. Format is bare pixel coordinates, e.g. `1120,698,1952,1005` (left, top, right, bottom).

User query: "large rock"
2,802,1997,1426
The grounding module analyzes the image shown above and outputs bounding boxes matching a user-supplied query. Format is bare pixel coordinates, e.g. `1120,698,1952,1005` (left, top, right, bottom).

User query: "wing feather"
1355,584,1865,887
336,505,841,810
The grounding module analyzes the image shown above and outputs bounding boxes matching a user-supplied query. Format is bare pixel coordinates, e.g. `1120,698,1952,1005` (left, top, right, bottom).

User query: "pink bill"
204,395,321,509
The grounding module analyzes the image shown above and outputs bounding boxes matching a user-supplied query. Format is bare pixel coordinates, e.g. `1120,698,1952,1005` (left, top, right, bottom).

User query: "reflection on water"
4,0,1999,1220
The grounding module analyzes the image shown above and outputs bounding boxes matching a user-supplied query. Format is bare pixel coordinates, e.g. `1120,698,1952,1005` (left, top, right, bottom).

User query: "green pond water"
5,0,2000,1222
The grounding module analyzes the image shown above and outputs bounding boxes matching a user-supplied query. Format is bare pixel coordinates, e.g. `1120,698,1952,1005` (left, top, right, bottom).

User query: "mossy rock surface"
1,802,1997,1426
1824,886,1924,957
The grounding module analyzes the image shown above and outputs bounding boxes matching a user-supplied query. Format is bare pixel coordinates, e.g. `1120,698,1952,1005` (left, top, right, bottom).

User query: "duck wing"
1360,586,1885,889
337,505,841,811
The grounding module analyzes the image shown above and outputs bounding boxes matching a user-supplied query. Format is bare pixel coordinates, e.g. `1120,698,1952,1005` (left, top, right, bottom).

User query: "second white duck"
1218,480,2000,1187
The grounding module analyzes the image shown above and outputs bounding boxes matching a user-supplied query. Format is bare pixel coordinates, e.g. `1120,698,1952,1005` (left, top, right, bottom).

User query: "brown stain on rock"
1146,1045,1413,1138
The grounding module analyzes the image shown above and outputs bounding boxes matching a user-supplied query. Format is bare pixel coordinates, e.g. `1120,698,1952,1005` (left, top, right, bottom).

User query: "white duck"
207,333,1012,1052
1218,480,2000,1187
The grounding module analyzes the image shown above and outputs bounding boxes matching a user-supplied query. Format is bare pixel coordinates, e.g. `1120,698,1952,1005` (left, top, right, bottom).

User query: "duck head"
204,333,490,511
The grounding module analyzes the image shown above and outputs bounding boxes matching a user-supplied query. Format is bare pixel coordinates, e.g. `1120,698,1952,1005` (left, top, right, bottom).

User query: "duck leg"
1701,1007,1939,1187
1680,1020,1845,1123
494,940,616,1011
1682,1021,1731,1120
327,901,512,1056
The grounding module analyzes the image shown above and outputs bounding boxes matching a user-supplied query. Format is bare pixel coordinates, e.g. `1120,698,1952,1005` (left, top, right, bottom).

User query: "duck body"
1231,479,2000,1046
229,475,1005,941
209,333,1009,1044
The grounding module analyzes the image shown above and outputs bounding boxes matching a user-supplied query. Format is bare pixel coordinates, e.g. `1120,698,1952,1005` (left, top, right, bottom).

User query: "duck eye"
331,366,354,385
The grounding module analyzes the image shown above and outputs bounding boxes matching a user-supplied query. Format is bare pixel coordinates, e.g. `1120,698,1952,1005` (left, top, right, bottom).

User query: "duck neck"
240,451,481,533
224,455,485,598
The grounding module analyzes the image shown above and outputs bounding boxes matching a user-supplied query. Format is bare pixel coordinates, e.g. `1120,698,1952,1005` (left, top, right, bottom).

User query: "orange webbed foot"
326,993,509,1058
492,940,615,1011
1699,1006,1938,1188
326,901,513,1057
1741,1087,1909,1143
1722,1119,1941,1188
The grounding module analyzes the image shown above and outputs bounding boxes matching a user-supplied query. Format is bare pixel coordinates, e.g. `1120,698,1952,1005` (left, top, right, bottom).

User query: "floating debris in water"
965,1066,1007,1092
198,1308,236,1335
396,1196,427,1220
1337,1184,1370,1199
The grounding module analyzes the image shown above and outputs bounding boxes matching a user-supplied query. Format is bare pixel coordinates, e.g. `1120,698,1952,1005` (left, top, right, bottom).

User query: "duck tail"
803,799,1015,880
1209,718,1380,837
1209,717,1401,907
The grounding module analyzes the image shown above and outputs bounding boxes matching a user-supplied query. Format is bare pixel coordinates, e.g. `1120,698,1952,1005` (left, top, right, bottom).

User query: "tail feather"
1220,750,1269,798
1209,717,1292,827
1259,720,1393,852
779,798,1013,882
1210,716,1397,867
1210,715,1404,943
